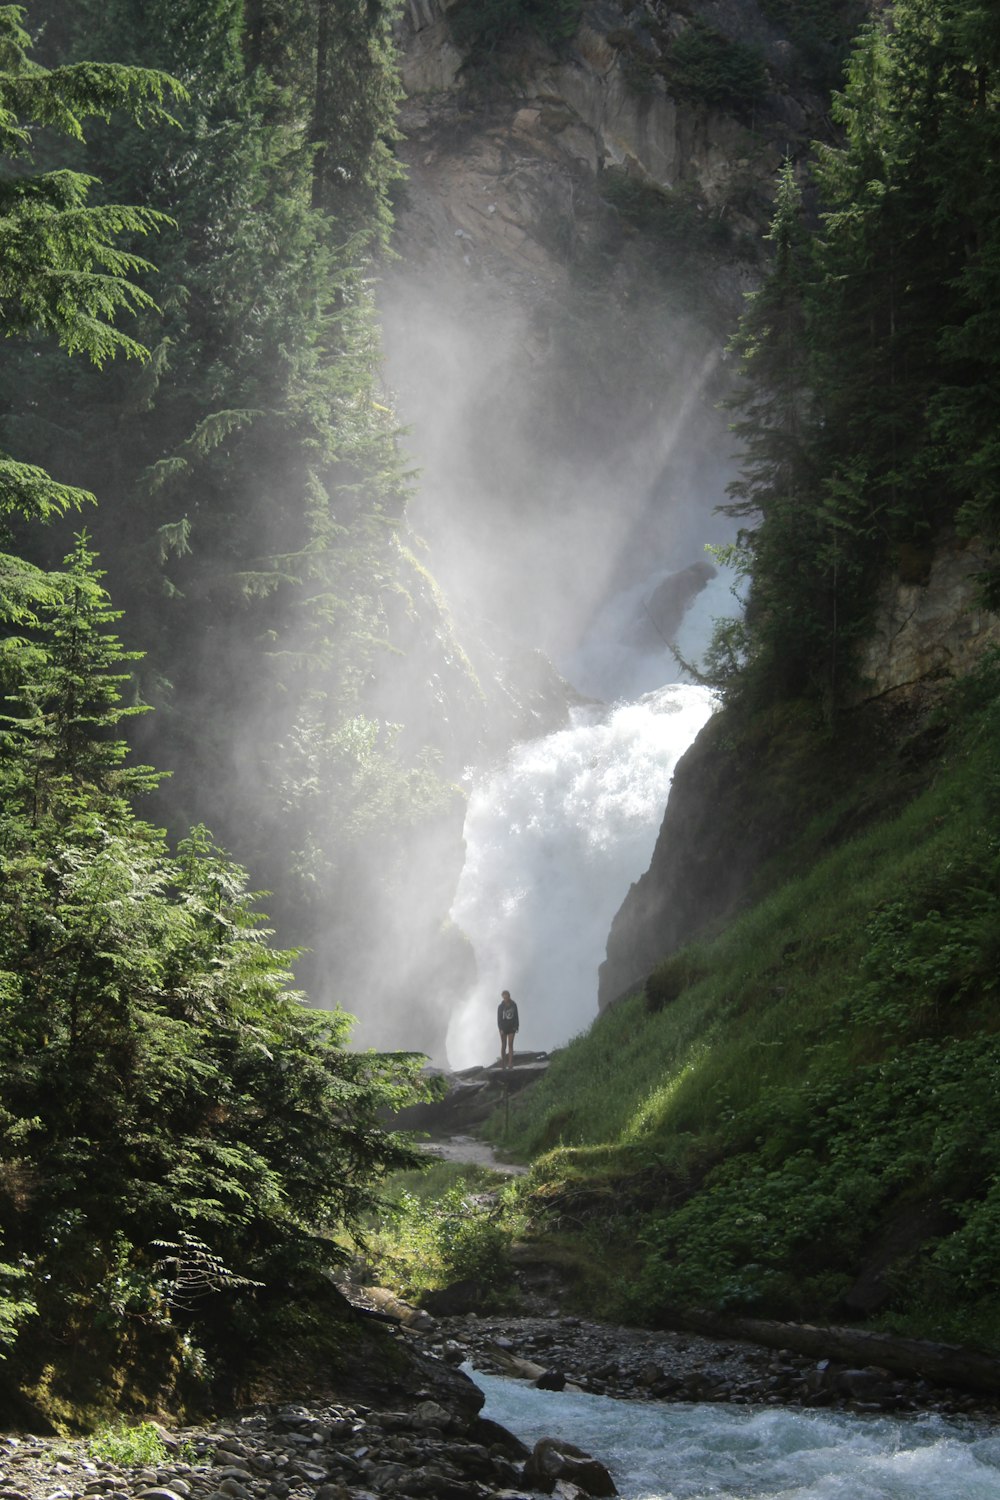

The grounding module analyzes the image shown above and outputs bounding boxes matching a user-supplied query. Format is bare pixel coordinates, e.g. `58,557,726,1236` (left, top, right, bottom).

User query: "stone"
856,534,1000,699
213,1445,248,1463
285,1463,327,1483
523,1439,617,1498
412,1400,452,1431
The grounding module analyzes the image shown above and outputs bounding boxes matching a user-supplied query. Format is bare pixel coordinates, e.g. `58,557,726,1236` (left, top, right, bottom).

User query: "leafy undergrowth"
360,1162,527,1308
480,657,1000,1348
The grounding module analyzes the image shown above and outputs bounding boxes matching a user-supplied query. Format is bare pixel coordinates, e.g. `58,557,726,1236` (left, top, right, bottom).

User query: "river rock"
523,1438,617,1497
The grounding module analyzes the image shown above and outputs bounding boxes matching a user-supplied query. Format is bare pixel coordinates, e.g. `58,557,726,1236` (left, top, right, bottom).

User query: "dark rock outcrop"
637,560,717,649
598,677,958,1011
523,1437,618,1497
393,1056,552,1136
598,712,769,1008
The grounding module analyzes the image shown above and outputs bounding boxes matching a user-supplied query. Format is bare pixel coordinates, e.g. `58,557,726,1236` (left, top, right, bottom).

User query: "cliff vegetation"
474,0,1000,1353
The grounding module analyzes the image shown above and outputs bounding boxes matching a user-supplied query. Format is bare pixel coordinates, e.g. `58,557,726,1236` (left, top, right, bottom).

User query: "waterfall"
472,1369,1000,1500
444,555,739,1069
445,680,716,1068
444,556,741,1069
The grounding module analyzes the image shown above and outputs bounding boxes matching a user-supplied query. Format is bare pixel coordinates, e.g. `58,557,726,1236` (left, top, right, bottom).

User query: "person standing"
497,989,519,1070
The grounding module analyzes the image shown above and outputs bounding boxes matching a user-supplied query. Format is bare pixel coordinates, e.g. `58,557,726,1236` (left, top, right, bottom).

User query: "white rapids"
472,1369,1000,1500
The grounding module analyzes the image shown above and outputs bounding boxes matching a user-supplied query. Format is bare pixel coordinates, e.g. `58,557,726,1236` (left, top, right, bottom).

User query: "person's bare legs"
500,1033,514,1069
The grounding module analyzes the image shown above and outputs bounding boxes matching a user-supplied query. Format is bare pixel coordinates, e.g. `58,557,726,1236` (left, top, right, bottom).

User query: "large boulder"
523,1437,618,1497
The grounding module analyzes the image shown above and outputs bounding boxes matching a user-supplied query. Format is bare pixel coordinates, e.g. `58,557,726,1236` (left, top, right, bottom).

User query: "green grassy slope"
486,656,1000,1349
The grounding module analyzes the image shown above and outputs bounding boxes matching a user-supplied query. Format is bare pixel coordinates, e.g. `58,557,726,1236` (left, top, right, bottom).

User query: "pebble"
0,1311,996,1500
427,1311,1000,1420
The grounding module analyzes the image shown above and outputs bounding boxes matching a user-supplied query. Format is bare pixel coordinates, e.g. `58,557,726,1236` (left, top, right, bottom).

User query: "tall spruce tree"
0,547,421,1401
722,162,825,697
723,0,1000,705
0,5,423,1413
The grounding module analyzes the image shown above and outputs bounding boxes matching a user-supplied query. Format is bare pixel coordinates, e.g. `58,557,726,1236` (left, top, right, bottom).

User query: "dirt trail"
420,1135,527,1175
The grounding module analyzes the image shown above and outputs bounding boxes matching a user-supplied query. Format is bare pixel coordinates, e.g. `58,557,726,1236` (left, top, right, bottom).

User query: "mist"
338,182,743,1064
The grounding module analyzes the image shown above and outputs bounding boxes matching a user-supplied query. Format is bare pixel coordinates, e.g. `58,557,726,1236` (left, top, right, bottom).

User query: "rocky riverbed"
2,1305,997,1500
424,1311,1000,1418
0,1394,535,1500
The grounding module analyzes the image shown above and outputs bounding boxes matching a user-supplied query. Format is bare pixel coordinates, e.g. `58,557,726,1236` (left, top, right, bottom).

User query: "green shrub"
365,1176,525,1304
449,0,582,57
86,1421,169,1466
666,23,768,113
632,1036,1000,1328
0,1248,36,1356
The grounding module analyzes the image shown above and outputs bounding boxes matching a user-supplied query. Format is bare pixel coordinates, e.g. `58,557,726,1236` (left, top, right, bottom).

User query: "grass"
86,1421,171,1466
475,659,1000,1342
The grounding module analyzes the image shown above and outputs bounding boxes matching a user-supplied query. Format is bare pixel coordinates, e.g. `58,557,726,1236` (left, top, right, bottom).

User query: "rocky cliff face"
384,5,1000,1016
397,0,826,213
599,544,1000,1010
382,0,837,679
856,536,1000,702
378,1,859,1049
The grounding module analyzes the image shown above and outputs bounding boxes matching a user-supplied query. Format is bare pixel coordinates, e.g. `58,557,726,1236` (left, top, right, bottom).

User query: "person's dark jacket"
498,999,519,1033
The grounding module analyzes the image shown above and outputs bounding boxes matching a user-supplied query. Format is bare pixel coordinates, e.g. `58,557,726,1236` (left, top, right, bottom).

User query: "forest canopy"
0,1,426,1422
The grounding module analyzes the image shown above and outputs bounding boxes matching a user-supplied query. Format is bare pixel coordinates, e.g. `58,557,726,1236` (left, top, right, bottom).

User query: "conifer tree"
723,162,823,697
0,7,424,1407
723,0,1000,704
5,0,463,1039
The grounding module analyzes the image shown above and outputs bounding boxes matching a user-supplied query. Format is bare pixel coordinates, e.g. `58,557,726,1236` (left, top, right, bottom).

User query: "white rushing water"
445,682,717,1068
473,1370,1000,1500
443,558,742,1069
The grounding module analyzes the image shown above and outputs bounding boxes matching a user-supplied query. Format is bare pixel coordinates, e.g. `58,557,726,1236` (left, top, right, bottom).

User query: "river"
472,1368,1000,1499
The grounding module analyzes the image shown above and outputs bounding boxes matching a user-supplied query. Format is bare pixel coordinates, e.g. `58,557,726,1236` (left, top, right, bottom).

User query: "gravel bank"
2,1308,996,1500
426,1310,1000,1419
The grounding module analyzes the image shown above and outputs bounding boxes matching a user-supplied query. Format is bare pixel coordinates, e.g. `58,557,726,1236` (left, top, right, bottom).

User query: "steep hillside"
474,0,1000,1353
601,535,1000,1007
489,654,1000,1348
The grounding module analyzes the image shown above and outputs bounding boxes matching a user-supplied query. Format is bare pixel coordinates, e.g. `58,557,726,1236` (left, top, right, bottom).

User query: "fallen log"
680,1311,1000,1397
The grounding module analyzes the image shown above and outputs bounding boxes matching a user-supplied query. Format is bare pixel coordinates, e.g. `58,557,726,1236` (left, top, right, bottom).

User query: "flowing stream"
472,1369,1000,1500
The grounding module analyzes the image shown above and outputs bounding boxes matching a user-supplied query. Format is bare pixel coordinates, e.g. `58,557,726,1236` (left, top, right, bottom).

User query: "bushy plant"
0,1245,36,1357
366,1176,524,1304
86,1421,169,1467
666,22,768,114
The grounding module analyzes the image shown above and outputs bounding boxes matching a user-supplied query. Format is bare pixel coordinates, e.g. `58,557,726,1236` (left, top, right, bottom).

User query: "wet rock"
523,1439,617,1498
412,1401,453,1432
